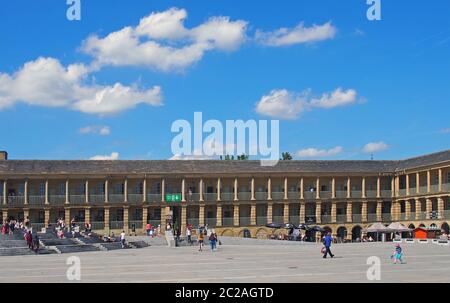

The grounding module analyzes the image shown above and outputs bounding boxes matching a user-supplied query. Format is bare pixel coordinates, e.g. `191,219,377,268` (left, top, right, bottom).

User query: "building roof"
0,150,448,176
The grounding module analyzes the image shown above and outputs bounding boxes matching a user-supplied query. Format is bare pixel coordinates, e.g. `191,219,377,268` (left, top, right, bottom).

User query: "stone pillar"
405,200,411,220
283,202,289,223
438,169,443,192
84,180,88,204
64,207,71,225
331,202,337,223
142,207,148,228
104,179,109,203
199,179,204,202
362,201,368,222
376,201,382,221
300,178,304,200
45,179,49,205
347,177,351,198
216,203,222,227
217,178,221,201
66,179,70,205
161,179,165,202
234,178,238,201
2,210,7,223
23,209,30,222
284,178,288,200
267,202,273,223
3,181,6,206
250,203,256,225
267,178,272,200
199,204,205,226
438,197,444,219
316,177,320,199
44,208,50,227
143,178,147,202
347,201,353,223
390,201,398,221
377,177,381,198
415,199,421,220
427,171,431,193
124,178,128,203
299,202,306,223
104,207,110,232
416,173,420,194
233,204,239,226
362,177,366,198
315,201,321,224
85,207,90,224
406,174,410,196
123,207,129,233
391,177,396,198
426,198,432,217
181,178,186,202
331,178,336,199
251,178,255,201
24,180,28,205
181,204,187,234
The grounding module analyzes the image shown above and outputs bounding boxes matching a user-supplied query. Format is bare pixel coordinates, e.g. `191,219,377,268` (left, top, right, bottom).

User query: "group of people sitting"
1,217,40,253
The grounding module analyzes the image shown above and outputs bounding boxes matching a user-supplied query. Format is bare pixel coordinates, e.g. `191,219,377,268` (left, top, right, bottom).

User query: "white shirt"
120,232,125,240
186,229,191,236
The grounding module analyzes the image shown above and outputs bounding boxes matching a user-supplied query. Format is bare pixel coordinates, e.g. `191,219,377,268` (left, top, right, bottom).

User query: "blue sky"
0,0,449,160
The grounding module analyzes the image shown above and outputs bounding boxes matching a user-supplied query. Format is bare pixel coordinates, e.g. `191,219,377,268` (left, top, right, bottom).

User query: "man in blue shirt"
323,232,335,258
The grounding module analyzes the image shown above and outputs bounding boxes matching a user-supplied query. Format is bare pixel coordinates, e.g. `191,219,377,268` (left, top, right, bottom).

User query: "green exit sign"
166,194,182,202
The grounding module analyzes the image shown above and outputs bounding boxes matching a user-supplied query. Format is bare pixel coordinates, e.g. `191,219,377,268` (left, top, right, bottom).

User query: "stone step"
54,244,101,254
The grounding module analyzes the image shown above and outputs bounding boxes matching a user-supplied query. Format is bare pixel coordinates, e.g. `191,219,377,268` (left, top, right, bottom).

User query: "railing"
147,193,161,203
351,190,362,198
221,192,234,201
367,214,378,222
128,221,143,229
303,191,315,200
320,191,332,199
289,216,300,224
28,195,45,205
272,215,284,224
352,214,362,223
430,184,439,193
70,195,85,205
366,190,377,198
204,193,217,202
408,212,416,220
239,217,251,226
128,193,143,204
31,223,45,232
271,192,284,200
416,212,427,220
419,186,427,194
443,183,450,192
186,193,200,202
187,218,200,227
321,215,332,224
89,194,105,205
109,221,124,229
287,191,299,199
256,216,268,225
205,218,216,227
255,192,268,200
91,222,105,230
380,190,392,198
238,192,251,200
398,213,407,221
305,215,316,224
398,189,406,197
7,196,25,206
335,191,347,199
109,194,124,203
444,210,450,219
147,220,161,227
50,195,66,205
222,217,234,227
336,215,347,223
382,213,391,222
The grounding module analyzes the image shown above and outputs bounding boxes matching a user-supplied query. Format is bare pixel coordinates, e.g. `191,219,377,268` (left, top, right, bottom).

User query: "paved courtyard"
0,242,449,283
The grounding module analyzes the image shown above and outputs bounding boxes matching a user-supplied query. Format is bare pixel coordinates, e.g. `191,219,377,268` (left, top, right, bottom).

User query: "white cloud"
81,7,248,72
255,87,359,119
79,125,111,136
296,146,343,158
0,57,163,115
440,128,450,134
362,142,389,153
89,152,119,160
255,21,336,47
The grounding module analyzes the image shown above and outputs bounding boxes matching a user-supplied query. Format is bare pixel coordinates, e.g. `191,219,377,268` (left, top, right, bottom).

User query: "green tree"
280,152,293,160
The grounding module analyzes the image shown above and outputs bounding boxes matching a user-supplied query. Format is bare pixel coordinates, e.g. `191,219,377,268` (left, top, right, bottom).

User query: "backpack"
209,234,216,241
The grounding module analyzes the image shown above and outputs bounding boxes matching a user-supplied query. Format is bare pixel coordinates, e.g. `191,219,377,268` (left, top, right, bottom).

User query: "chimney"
0,151,7,160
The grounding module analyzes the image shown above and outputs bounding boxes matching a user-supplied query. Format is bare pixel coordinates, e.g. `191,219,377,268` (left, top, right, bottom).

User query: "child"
391,244,404,264
198,231,204,252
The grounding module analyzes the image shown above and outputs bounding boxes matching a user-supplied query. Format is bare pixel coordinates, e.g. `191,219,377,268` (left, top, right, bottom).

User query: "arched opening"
305,229,316,242
255,228,268,239
337,226,347,242
352,226,362,242
441,222,450,235
220,229,234,237
419,223,426,228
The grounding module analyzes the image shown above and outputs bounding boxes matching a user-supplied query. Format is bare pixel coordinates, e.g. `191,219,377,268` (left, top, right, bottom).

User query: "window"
447,172,450,183
135,183,143,194
39,183,45,195
58,183,65,195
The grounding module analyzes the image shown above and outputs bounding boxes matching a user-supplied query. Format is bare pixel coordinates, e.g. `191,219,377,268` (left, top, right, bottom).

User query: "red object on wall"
413,228,428,239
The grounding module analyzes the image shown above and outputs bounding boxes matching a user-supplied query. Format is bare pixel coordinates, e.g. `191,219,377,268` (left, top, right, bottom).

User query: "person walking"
120,230,126,248
198,231,204,252
209,231,217,251
323,232,335,258
391,244,404,264
186,226,192,245
146,223,151,236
